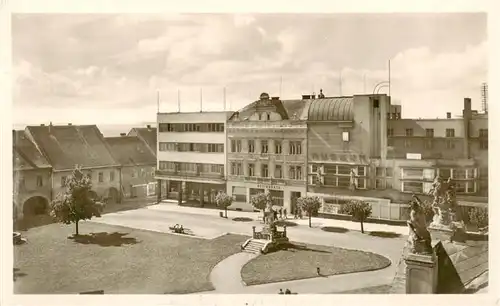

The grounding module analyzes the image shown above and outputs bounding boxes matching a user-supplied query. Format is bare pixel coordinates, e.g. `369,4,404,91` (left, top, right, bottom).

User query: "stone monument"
404,194,438,293
264,189,274,224
428,176,466,242
407,195,433,255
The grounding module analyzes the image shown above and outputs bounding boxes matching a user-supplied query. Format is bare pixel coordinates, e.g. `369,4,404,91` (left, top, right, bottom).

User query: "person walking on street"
279,208,283,219
283,208,287,219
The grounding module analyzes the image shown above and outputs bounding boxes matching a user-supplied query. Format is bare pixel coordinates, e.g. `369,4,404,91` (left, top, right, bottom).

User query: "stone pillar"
156,179,162,203
404,251,438,294
178,181,183,205
199,184,205,207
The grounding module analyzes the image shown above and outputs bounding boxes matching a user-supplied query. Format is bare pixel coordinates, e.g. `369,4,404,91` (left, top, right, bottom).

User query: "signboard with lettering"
257,184,284,190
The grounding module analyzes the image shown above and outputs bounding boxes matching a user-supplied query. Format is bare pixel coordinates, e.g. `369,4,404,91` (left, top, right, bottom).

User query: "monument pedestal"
429,222,467,243
404,249,438,294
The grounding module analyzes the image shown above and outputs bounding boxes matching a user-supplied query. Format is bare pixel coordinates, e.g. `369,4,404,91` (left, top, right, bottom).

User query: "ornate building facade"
226,93,308,212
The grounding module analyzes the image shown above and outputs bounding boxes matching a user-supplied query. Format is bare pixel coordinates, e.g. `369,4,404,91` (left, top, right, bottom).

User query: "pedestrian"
278,288,284,295
285,289,291,295
279,208,283,219
274,210,278,220
316,267,321,276
283,208,287,219
298,209,303,219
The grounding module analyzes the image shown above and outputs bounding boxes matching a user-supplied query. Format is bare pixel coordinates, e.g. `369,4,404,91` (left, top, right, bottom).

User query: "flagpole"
200,88,203,112
223,87,226,111
157,90,160,113
177,90,180,113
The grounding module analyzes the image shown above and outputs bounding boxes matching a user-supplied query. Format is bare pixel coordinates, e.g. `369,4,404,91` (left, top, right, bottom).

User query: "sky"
12,13,487,127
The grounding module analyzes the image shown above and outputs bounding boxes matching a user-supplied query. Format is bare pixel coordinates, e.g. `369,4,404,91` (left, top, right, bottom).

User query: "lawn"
14,221,248,294
241,243,391,286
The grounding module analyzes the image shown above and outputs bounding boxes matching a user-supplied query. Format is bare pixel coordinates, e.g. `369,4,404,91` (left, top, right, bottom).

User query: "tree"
468,207,488,229
215,192,233,218
339,200,372,233
296,196,322,228
250,192,272,222
50,167,101,236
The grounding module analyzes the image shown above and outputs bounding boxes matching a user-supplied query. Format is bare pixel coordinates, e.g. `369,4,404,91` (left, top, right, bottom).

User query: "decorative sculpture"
264,190,274,224
407,194,433,255
349,169,357,191
429,176,462,228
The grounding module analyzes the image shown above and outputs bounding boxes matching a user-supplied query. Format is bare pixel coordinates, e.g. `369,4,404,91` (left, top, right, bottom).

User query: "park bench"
169,224,185,234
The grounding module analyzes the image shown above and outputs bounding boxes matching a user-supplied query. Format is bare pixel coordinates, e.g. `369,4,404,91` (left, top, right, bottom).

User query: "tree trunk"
360,220,364,234
309,213,312,228
225,207,227,218
262,210,266,223
75,220,79,236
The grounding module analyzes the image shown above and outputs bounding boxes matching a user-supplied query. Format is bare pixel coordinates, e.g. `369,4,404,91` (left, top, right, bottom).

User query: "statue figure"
264,190,274,224
407,194,433,254
429,175,462,227
349,169,357,191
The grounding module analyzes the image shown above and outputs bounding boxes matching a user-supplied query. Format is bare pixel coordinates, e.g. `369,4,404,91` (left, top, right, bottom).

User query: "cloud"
11,13,487,126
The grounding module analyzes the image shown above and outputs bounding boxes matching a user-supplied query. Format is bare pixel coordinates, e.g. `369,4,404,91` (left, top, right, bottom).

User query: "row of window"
230,139,303,154
310,164,366,176
158,123,224,133
159,161,224,174
61,171,117,187
389,138,487,150
402,181,476,194
230,162,303,180
159,142,224,153
388,128,488,138
17,175,45,188
401,167,478,180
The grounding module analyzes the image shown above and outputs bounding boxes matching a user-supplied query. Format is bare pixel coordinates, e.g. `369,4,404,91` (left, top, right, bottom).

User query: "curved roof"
307,97,354,121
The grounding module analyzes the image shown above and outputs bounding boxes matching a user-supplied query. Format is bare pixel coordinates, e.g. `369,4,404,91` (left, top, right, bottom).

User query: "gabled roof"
229,96,309,122
26,125,119,171
105,136,156,166
13,130,51,171
128,127,157,154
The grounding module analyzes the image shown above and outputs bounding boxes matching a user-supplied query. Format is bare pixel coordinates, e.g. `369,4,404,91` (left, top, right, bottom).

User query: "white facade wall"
156,111,231,180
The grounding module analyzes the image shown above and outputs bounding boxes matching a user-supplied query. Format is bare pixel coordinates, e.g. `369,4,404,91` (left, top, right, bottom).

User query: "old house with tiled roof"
13,130,52,220
24,123,122,204
128,125,157,156
105,134,157,198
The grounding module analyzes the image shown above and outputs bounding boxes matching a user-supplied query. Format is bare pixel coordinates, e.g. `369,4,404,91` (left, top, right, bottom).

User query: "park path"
204,250,395,294
209,252,258,293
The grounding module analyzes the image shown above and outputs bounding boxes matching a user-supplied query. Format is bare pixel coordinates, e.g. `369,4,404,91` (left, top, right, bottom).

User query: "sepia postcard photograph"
1,1,497,306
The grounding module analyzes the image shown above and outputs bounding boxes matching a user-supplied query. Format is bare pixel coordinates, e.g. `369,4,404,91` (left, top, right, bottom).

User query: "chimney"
41,124,45,126
446,112,451,119
147,124,151,130
120,133,126,137
68,123,72,126
463,97,472,114
462,97,472,159
271,97,279,100
302,95,311,100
